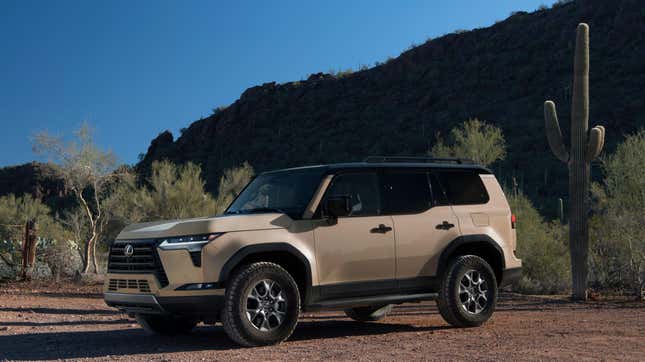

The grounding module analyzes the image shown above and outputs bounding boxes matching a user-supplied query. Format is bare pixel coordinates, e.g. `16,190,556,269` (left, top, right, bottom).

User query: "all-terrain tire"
221,262,301,347
344,304,393,322
436,255,498,327
135,314,197,335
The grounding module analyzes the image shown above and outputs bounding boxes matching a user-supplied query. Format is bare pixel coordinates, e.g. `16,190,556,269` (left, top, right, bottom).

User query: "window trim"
428,171,450,207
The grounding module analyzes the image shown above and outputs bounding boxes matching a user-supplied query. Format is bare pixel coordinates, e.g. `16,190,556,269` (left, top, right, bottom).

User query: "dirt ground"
0,282,643,361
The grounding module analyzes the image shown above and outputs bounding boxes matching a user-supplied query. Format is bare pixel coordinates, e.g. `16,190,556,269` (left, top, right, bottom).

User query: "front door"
314,171,396,298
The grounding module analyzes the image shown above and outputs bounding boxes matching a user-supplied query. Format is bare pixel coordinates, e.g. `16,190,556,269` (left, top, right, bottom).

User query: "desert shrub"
589,129,645,298
329,68,354,78
211,105,227,116
508,191,570,293
552,0,573,8
43,239,83,281
430,118,506,167
108,161,254,224
214,162,255,214
0,193,74,280
108,161,217,222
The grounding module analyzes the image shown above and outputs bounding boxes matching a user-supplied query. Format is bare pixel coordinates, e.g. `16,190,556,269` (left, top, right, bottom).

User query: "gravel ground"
0,282,643,361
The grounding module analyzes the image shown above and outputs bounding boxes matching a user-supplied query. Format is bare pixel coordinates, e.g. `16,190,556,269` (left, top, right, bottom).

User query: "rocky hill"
136,0,645,214
0,162,69,210
3,0,644,216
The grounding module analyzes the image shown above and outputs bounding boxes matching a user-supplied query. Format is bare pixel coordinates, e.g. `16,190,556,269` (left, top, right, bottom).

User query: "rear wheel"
344,304,392,322
135,314,197,335
221,262,300,346
436,255,497,327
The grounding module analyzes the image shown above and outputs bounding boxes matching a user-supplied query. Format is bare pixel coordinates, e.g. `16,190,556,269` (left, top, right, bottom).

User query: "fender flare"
437,234,506,278
218,242,313,301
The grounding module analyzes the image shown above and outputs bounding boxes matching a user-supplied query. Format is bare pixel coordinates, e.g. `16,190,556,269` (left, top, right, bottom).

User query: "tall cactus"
544,23,605,300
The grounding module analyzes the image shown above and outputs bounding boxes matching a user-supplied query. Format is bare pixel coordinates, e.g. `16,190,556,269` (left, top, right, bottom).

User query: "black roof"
263,161,492,175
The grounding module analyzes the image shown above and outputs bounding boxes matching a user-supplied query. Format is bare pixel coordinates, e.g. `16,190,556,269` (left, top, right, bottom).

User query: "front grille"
108,239,169,287
108,279,151,293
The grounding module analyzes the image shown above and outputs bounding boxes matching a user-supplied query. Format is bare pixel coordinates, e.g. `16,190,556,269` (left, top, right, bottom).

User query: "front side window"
226,168,325,218
381,170,432,214
324,172,381,216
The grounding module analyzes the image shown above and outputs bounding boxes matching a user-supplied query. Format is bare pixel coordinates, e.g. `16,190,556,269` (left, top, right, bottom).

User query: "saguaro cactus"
544,23,605,300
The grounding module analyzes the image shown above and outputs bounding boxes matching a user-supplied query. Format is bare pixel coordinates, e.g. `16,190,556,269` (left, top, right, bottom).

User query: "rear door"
381,169,461,291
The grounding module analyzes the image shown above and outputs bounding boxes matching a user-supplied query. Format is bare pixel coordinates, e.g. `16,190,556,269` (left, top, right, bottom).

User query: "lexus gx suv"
104,157,522,346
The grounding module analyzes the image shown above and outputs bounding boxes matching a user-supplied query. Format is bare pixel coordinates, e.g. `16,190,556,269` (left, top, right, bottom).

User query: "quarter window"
435,171,489,205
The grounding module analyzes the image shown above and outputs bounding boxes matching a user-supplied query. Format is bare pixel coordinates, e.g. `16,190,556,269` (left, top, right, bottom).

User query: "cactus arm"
597,125,605,153
586,125,605,161
544,100,570,162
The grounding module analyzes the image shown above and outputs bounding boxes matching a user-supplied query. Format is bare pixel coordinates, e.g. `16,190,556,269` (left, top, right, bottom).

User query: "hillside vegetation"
0,0,643,296
135,0,645,215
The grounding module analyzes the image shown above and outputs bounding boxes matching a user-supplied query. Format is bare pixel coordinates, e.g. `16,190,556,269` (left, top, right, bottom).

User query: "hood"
116,213,293,240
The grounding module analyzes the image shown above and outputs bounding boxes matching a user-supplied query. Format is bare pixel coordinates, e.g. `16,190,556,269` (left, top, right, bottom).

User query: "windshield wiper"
235,207,288,214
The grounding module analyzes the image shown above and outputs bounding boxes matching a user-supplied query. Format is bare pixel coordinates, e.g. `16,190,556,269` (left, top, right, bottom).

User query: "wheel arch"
218,243,313,305
438,235,505,283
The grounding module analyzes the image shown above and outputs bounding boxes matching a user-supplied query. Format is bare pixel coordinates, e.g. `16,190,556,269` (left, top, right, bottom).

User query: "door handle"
370,224,393,233
436,221,455,230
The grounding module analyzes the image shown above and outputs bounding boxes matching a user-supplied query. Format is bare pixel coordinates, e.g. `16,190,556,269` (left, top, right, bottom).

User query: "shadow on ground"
0,321,453,360
0,307,119,316
1,295,641,360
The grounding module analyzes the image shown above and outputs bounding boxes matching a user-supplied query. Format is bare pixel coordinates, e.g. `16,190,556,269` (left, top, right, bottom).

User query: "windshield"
225,168,325,218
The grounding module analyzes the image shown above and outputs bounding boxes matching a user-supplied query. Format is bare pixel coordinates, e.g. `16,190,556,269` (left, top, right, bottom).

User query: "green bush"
430,118,506,167
108,160,254,224
214,161,255,214
590,129,645,298
508,191,570,293
0,194,74,280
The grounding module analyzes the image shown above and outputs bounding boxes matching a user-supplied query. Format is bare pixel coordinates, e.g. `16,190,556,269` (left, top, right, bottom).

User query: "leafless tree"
33,122,122,273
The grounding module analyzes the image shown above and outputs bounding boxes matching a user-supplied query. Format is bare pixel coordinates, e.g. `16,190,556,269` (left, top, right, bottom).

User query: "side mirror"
323,196,351,218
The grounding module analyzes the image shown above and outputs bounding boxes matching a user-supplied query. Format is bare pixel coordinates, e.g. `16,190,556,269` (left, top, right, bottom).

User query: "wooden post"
20,219,38,280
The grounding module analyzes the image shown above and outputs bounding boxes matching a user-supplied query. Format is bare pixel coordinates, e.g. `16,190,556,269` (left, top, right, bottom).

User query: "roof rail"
363,156,475,164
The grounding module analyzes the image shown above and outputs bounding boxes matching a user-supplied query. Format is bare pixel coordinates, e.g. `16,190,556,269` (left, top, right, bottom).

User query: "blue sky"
0,0,554,167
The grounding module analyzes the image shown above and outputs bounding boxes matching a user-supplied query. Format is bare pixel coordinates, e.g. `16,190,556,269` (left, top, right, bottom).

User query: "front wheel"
436,255,498,327
221,262,301,346
135,314,197,335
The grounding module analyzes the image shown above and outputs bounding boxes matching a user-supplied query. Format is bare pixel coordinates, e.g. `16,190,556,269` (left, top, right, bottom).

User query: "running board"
306,293,438,310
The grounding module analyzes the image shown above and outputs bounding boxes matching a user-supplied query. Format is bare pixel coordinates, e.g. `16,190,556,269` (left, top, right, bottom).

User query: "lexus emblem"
124,244,134,257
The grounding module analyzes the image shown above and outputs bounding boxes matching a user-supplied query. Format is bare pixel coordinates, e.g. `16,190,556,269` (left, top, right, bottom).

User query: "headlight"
158,233,224,251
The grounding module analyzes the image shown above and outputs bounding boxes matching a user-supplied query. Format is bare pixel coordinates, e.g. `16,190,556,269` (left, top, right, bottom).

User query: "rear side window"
381,170,432,214
435,171,489,205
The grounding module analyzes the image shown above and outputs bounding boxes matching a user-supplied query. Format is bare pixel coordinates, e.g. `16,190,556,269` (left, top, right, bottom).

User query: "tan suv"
104,157,522,346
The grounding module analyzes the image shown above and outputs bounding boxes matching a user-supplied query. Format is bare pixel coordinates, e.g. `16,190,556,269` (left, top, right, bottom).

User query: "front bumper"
105,290,225,317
